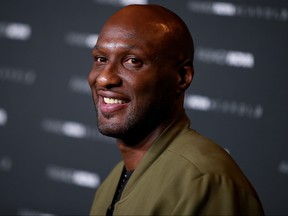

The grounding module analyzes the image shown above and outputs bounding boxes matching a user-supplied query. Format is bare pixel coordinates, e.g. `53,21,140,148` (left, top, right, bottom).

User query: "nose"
89,64,122,89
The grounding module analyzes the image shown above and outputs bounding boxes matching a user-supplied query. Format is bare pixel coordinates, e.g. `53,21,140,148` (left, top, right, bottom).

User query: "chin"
97,122,128,138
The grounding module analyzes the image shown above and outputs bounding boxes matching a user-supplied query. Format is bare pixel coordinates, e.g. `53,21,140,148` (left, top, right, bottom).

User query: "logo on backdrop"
41,118,114,143
68,75,91,94
195,47,254,69
0,22,31,40
278,160,288,175
65,32,98,48
0,108,7,126
17,208,55,216
185,94,263,119
0,66,36,85
93,0,147,7
188,1,288,22
46,165,101,189
0,156,12,172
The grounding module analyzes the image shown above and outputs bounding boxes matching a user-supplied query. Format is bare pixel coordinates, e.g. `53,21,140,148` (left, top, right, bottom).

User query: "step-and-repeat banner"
1,0,287,215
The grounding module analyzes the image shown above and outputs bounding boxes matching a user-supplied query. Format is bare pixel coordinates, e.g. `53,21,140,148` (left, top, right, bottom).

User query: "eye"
95,56,107,63
124,57,143,69
127,58,140,64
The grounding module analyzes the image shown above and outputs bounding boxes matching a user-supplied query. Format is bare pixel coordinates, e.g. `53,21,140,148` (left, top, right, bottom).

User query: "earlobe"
177,62,193,92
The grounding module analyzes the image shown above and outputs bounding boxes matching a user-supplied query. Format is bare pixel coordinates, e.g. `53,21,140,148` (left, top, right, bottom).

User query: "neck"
116,122,168,172
116,106,186,171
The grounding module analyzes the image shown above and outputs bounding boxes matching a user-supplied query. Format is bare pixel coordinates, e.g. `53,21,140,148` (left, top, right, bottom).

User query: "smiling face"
88,5,194,143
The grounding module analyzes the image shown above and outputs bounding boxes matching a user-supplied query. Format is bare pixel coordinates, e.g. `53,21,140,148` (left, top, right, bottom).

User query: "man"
88,4,264,216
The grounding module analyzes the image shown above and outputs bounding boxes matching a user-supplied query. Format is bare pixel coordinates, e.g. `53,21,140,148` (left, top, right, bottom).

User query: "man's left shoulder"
169,128,227,160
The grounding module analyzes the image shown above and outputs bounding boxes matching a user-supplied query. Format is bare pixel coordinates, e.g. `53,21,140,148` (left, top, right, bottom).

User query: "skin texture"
88,4,194,171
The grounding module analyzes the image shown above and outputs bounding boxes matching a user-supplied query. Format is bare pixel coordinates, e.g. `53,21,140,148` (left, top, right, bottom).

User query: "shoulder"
167,128,231,173
163,128,258,196
171,172,264,215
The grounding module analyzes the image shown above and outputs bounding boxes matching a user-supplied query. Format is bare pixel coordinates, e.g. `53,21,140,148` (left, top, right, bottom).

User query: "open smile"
99,96,129,114
104,97,126,104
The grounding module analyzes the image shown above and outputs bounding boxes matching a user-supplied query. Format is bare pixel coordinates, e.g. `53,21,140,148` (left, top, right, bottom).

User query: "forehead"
96,21,172,54
94,31,146,55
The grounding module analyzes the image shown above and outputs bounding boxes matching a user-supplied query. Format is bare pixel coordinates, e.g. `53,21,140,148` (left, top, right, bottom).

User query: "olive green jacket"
90,112,264,215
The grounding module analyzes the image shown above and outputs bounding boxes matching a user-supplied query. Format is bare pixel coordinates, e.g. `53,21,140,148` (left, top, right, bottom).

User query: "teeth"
104,97,125,104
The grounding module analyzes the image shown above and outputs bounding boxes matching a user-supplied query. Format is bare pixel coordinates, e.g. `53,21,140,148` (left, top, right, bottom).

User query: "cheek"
156,74,178,95
125,68,178,99
134,78,176,104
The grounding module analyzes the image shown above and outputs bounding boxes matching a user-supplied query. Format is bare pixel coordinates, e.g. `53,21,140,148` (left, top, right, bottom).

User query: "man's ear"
177,60,193,92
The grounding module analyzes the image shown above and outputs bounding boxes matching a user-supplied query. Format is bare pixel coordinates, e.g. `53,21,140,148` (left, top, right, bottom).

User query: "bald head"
97,4,194,65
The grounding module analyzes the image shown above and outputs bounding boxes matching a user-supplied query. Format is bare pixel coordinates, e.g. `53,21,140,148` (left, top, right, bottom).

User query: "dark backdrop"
0,0,287,215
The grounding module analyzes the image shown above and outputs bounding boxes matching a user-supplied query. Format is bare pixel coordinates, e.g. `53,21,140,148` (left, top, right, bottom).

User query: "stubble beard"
95,101,165,145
